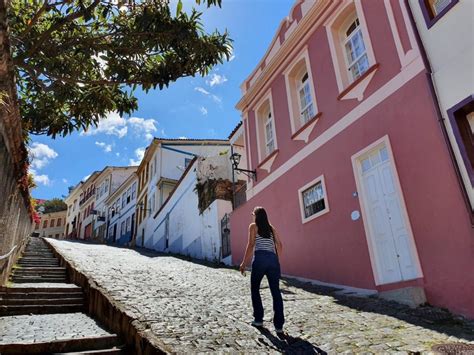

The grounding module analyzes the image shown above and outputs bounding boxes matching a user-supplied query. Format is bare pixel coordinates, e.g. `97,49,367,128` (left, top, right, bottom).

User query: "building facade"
230,0,474,318
92,166,137,241
135,138,230,247
34,210,67,239
407,0,473,221
65,182,83,238
77,172,100,240
104,173,138,245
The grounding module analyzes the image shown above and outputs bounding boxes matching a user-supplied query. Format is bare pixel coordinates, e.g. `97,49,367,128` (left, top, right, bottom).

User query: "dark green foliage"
9,0,231,137
40,198,67,213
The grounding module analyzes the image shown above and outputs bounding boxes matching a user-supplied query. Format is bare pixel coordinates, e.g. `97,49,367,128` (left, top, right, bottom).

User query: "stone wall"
0,0,33,284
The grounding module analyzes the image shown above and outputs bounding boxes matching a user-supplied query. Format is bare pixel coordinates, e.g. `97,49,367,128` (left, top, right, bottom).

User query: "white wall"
144,160,232,262
408,0,474,208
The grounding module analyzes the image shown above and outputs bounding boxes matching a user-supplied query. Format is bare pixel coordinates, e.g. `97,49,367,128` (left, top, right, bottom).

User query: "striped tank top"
254,234,276,254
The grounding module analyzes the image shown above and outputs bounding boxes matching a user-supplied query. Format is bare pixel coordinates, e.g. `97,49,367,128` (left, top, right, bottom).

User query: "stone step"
0,303,85,316
12,266,65,272
0,334,121,354
0,297,84,306
18,263,60,268
0,291,84,299
0,285,82,293
13,272,66,276
58,345,128,354
10,277,68,283
19,258,58,262
13,271,66,276
13,269,66,274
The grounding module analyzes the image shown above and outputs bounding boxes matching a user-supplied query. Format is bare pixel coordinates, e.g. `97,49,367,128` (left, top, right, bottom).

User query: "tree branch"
17,1,49,40
16,0,101,62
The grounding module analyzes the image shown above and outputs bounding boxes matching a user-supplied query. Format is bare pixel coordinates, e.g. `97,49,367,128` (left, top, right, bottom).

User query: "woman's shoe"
251,320,263,327
275,328,285,338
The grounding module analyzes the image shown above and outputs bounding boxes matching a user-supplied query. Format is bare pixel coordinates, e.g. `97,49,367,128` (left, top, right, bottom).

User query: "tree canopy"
9,0,232,138
38,198,68,213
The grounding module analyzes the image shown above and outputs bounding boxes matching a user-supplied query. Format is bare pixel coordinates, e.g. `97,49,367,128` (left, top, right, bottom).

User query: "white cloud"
29,142,58,169
206,73,228,87
116,152,120,157
195,87,222,104
82,174,91,182
195,87,210,95
95,141,112,153
30,169,51,186
128,117,157,140
62,178,68,184
200,106,208,116
129,147,145,166
178,136,187,139
82,112,158,140
82,112,128,138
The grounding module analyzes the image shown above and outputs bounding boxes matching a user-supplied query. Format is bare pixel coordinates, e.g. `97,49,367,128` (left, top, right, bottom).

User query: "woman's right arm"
272,226,283,257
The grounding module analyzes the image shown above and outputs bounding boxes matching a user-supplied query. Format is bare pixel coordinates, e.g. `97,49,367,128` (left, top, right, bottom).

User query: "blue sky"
29,0,294,199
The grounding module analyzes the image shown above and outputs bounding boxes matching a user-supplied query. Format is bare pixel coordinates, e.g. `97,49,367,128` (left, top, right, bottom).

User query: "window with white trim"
298,175,329,223
297,71,316,125
284,50,319,135
255,95,278,162
343,18,369,82
264,111,275,156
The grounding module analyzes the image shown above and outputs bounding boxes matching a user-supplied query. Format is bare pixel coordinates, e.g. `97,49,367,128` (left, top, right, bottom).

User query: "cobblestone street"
48,239,474,354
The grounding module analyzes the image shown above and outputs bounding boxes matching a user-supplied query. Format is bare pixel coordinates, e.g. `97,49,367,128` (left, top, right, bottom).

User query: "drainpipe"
404,0,474,226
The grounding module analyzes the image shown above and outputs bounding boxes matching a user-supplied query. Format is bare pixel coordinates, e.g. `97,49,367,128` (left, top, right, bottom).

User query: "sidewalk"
47,239,474,353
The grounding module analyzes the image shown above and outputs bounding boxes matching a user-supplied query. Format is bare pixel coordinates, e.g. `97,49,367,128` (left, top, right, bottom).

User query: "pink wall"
232,0,474,319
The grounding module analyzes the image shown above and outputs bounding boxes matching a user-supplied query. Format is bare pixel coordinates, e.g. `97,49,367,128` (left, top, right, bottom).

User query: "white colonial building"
104,172,138,245
64,182,83,238
92,166,137,241
135,138,230,248
408,0,474,222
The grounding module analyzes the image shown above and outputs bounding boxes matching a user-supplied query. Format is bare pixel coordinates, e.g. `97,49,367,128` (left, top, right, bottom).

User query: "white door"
359,145,420,285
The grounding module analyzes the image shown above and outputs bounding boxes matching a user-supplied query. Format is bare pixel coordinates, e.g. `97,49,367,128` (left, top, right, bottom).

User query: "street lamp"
230,152,257,181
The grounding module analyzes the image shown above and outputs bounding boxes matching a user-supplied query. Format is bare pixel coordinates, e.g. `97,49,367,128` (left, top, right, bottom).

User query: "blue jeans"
251,251,284,329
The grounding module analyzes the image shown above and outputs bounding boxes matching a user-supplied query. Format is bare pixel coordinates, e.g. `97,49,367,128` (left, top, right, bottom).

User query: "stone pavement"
47,239,474,354
0,313,114,345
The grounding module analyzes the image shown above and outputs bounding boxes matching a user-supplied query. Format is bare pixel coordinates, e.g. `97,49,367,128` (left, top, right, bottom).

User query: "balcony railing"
79,190,95,206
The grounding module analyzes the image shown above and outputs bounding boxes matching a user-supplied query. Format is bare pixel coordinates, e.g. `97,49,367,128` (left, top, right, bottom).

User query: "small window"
255,94,277,163
298,72,316,125
302,182,326,218
126,216,131,232
264,111,276,156
343,18,369,82
55,234,59,238
424,0,455,18
121,221,126,236
284,49,319,136
50,219,55,227
131,182,137,200
298,175,329,223
56,218,61,227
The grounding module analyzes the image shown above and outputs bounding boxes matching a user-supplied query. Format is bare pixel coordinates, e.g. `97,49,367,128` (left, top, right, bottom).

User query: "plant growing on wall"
8,0,232,137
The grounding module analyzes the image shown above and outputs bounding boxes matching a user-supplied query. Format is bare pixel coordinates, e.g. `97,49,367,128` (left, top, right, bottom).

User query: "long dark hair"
253,206,273,239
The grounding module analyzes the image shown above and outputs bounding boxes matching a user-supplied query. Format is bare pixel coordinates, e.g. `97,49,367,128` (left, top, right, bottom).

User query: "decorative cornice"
236,0,336,112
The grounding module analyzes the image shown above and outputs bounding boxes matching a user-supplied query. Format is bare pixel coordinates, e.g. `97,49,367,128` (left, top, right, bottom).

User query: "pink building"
230,0,474,318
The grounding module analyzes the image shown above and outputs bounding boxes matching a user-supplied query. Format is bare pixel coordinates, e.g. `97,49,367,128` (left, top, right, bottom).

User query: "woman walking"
239,206,284,334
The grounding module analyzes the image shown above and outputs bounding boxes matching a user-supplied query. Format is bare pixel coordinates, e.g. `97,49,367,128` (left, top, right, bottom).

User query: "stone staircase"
0,237,129,354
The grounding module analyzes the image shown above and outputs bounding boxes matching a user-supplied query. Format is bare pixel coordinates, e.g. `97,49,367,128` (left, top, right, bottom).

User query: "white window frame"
254,91,278,163
264,110,276,156
298,175,330,224
342,18,369,82
283,47,319,135
297,70,316,125
324,1,377,95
